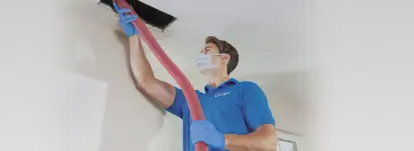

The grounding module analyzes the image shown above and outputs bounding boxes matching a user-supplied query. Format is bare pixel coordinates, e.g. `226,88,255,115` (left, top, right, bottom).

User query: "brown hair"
205,36,239,75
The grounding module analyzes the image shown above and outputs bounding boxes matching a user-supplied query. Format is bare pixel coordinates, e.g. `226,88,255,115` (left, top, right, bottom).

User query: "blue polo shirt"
165,78,275,151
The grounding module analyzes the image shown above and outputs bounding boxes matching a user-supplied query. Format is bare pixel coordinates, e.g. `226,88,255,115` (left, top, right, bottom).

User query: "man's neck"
208,75,230,88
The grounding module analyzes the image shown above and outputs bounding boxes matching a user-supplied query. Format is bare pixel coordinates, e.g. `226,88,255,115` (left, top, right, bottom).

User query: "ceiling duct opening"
99,0,177,31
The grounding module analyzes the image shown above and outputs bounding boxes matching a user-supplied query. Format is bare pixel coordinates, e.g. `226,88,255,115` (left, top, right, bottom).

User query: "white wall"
65,3,174,151
260,70,323,151
268,92,320,151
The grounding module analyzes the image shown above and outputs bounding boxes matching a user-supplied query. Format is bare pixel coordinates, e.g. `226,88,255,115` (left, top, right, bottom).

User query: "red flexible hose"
114,1,208,151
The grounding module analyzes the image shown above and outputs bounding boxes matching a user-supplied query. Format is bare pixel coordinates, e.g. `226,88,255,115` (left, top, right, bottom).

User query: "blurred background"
0,0,413,151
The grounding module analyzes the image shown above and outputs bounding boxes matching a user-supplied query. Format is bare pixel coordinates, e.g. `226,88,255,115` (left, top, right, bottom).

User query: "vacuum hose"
114,0,208,151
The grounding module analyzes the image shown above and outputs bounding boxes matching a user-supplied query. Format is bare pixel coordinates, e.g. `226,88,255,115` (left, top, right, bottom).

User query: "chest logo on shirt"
214,92,231,97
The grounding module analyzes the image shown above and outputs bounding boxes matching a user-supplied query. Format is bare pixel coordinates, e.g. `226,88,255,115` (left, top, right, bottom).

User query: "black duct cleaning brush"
99,0,176,31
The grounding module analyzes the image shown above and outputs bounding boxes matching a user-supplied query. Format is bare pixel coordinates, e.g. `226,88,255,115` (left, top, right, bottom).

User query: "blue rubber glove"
190,120,225,149
112,2,138,37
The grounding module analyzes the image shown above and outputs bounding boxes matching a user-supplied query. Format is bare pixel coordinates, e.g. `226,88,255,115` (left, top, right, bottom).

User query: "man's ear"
221,54,231,62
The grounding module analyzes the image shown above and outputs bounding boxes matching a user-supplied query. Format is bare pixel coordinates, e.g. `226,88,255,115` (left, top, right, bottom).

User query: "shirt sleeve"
241,81,276,131
165,87,186,118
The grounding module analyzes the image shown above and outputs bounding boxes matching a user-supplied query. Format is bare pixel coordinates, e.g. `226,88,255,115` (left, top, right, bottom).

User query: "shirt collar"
204,78,239,93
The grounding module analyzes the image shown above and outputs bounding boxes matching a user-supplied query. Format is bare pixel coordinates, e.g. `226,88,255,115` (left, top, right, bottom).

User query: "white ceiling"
142,0,321,75
129,0,307,77
78,0,307,77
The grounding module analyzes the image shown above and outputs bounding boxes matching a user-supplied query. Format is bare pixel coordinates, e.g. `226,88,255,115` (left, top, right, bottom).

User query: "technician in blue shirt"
113,3,278,151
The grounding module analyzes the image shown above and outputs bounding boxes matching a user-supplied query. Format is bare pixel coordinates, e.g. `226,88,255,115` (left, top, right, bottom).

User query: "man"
113,3,278,151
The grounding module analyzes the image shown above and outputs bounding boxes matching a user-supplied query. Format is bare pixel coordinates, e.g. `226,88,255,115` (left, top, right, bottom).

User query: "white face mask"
196,54,221,74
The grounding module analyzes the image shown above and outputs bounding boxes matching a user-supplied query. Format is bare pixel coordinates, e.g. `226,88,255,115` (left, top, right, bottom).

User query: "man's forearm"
128,35,156,84
224,131,277,151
